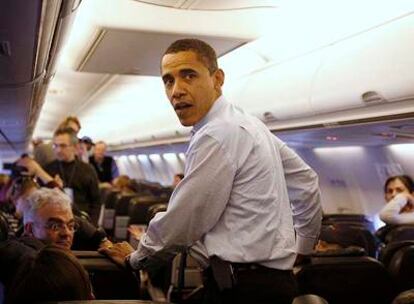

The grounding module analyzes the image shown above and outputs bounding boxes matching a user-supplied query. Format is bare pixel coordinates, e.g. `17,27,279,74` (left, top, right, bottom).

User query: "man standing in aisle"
100,39,322,304
45,128,100,225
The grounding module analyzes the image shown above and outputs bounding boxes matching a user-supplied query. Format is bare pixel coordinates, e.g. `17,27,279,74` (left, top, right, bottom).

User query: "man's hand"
16,156,40,176
98,241,135,268
17,156,56,185
54,174,64,189
99,239,113,250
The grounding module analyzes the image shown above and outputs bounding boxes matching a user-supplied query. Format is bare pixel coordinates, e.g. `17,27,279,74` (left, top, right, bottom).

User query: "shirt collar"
191,95,226,136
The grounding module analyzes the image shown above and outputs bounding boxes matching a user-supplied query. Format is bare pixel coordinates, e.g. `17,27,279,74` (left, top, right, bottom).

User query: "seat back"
385,225,414,243
128,196,166,226
74,251,140,300
146,203,168,222
113,194,137,240
323,214,375,232
319,224,380,257
378,241,414,267
388,245,414,292
296,256,396,304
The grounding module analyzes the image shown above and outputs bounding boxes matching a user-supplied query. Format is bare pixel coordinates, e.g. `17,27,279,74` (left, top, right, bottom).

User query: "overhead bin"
310,14,414,114
229,51,322,121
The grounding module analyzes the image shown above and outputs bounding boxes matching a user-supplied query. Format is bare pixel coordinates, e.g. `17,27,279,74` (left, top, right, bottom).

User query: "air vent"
361,91,387,104
0,41,11,57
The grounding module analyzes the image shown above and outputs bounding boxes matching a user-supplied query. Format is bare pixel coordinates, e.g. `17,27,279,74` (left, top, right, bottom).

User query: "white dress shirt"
131,96,322,270
380,194,414,225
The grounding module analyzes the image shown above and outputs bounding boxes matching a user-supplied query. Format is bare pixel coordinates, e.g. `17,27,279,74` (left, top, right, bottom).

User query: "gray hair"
23,188,72,225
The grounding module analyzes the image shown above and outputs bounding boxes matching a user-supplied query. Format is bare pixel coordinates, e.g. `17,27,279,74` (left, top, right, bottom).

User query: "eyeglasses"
34,220,79,233
52,143,72,149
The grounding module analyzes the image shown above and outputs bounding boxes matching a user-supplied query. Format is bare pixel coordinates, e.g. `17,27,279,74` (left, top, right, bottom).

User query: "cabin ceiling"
2,0,414,163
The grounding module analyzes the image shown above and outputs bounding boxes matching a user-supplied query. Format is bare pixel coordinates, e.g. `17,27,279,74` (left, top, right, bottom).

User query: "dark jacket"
45,159,100,223
89,156,118,183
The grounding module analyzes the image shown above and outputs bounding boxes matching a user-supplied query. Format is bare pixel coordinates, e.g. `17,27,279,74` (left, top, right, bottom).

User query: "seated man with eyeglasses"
0,188,77,294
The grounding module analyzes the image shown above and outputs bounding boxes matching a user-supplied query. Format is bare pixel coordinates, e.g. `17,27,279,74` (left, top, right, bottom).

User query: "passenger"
172,173,184,188
7,170,110,249
0,188,74,291
79,136,95,163
113,175,136,195
6,245,93,303
33,116,82,167
380,175,414,225
89,140,119,183
16,154,63,188
100,38,322,304
44,127,101,224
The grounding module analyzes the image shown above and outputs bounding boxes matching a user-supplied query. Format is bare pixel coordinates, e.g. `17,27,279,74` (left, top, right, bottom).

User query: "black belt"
230,262,261,271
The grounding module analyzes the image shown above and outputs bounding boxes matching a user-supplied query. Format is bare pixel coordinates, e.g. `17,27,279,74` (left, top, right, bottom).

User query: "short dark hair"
163,38,218,74
384,175,414,193
54,127,79,145
6,245,92,303
58,116,81,131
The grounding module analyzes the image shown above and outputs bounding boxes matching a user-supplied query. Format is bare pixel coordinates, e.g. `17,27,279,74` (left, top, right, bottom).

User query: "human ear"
24,223,34,236
214,69,225,88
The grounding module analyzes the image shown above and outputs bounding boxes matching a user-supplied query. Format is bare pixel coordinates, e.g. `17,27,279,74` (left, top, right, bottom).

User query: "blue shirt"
131,96,322,270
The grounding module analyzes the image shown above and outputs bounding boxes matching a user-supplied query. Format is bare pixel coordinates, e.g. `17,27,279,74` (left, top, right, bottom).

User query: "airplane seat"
113,194,137,241
378,241,414,267
128,196,166,226
146,203,168,222
99,187,113,205
392,289,414,304
385,225,414,243
322,214,375,232
73,251,140,300
101,190,121,235
0,211,10,242
319,224,380,257
387,245,414,292
296,256,396,304
312,246,366,257
292,294,329,304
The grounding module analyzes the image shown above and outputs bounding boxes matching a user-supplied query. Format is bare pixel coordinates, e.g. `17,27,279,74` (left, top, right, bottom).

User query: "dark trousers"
202,264,298,304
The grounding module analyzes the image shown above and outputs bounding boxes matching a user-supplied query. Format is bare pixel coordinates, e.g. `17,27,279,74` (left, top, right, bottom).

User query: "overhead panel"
310,14,414,114
77,29,247,76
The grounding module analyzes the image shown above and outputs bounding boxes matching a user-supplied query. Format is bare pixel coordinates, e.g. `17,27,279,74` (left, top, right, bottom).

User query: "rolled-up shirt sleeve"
275,137,322,255
130,134,235,266
380,194,414,225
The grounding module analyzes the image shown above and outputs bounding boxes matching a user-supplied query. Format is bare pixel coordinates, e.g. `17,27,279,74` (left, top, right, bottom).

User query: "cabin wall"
114,142,414,227
296,144,413,227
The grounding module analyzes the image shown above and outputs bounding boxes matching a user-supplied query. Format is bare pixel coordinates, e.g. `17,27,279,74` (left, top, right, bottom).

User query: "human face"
93,143,106,161
53,134,76,162
161,51,224,126
385,178,411,202
28,204,75,249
